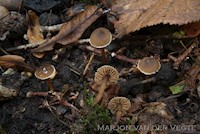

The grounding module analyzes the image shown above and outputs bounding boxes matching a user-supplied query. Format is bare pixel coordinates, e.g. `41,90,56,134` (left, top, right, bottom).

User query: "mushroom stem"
101,48,107,64
115,111,122,126
46,79,55,91
94,76,109,105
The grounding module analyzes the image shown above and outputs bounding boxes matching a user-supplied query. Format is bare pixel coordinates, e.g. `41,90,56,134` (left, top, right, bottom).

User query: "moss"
71,84,111,134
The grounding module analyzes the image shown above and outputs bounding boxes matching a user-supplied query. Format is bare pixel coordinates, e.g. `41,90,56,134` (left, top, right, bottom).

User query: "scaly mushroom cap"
94,65,119,86
34,63,56,80
89,27,112,48
108,97,131,116
137,57,161,75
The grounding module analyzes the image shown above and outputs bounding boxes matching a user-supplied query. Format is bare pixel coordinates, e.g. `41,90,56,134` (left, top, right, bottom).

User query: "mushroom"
137,57,161,75
94,65,119,104
89,27,112,64
108,97,131,126
34,63,57,91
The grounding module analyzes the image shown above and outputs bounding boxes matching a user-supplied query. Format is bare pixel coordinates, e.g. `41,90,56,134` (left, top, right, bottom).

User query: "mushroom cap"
34,63,56,80
89,27,112,48
137,57,161,75
108,97,131,116
94,65,119,86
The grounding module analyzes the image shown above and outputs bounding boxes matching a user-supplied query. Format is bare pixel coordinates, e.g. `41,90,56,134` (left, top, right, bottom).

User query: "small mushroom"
89,27,112,64
108,97,131,125
94,65,119,104
34,63,56,91
137,57,161,75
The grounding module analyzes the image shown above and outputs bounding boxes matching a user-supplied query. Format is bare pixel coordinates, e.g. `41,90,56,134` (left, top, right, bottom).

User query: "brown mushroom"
94,65,119,105
89,27,112,64
108,97,131,126
34,63,56,91
137,57,161,75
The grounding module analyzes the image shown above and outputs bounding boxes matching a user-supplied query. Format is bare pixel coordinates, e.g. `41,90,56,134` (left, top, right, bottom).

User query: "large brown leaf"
0,55,35,72
110,0,200,37
31,5,101,53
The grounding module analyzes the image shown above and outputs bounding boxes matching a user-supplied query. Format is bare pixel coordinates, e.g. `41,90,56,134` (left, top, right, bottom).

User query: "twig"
168,38,199,69
0,47,9,55
40,100,69,126
6,40,46,52
131,77,156,86
83,52,94,75
83,45,139,64
40,24,63,33
77,39,90,44
26,90,80,113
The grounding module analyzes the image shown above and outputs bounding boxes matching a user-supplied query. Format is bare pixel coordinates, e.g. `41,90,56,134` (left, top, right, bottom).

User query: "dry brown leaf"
27,10,45,58
57,8,103,45
110,0,200,37
0,55,35,72
182,21,200,37
31,5,101,53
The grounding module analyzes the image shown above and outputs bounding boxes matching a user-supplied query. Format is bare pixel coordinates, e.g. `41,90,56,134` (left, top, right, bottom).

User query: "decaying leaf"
31,5,102,53
57,8,103,45
0,84,17,101
110,0,200,37
182,21,200,37
169,84,184,95
27,10,45,58
0,55,35,72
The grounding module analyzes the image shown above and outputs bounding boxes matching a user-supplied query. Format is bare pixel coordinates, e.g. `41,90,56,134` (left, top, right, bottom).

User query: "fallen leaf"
31,5,102,53
142,102,173,119
169,84,184,95
109,0,200,37
0,55,35,72
57,8,103,45
27,10,45,58
182,21,200,37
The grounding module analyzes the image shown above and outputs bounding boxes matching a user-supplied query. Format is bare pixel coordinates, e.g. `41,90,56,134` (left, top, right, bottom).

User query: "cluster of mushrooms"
87,27,161,125
27,27,162,126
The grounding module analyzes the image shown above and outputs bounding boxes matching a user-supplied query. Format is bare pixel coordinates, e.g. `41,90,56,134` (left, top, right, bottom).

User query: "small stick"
169,38,199,69
0,47,9,55
77,39,90,44
59,99,80,113
6,40,46,52
84,45,139,64
131,77,156,86
40,24,63,33
83,52,94,75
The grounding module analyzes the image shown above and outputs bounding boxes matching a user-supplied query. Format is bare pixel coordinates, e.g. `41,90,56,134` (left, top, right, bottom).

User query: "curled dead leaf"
31,5,102,53
27,10,45,58
0,55,35,72
182,21,200,37
110,0,200,37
